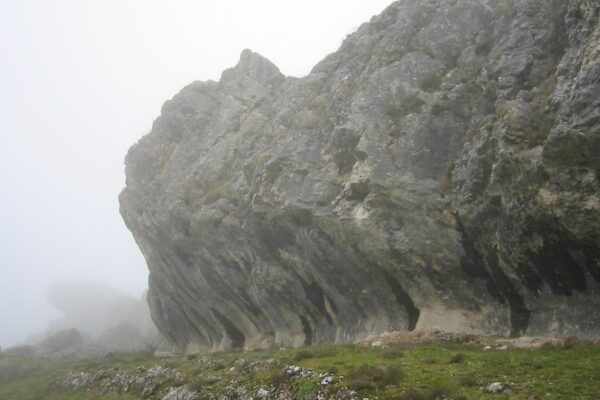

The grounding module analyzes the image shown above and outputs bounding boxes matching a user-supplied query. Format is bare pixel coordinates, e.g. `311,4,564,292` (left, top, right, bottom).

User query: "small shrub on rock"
419,73,442,92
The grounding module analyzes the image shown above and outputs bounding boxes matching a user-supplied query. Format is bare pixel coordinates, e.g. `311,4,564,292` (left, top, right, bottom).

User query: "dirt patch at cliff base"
356,328,600,348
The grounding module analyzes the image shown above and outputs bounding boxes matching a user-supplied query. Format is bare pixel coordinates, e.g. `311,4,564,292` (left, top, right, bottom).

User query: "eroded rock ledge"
120,0,600,352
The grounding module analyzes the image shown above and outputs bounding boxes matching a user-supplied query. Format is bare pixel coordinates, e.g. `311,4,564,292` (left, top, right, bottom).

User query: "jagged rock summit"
121,0,600,352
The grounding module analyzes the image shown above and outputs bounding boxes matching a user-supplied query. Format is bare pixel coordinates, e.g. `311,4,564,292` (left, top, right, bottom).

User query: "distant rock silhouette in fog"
5,281,170,358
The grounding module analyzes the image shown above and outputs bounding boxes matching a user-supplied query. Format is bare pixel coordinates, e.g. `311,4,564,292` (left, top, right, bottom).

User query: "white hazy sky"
0,0,393,348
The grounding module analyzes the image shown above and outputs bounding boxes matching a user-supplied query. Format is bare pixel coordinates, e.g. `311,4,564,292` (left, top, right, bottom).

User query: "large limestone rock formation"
120,0,600,352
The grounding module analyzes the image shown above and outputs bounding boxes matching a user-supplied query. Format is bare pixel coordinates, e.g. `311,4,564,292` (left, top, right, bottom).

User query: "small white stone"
487,382,504,394
257,388,270,399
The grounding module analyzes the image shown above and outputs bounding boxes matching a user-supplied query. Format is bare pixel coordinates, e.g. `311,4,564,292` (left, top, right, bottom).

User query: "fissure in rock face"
121,0,600,351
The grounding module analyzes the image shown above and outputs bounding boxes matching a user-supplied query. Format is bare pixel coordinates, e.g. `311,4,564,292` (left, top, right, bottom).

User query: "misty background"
0,0,391,348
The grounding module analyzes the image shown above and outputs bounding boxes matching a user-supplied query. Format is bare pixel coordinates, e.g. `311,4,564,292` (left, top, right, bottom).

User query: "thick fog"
0,0,392,348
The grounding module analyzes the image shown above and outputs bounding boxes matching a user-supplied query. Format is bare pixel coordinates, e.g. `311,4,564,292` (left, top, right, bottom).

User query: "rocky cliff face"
120,0,600,352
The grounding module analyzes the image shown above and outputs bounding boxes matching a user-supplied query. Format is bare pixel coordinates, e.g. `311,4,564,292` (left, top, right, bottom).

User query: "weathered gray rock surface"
120,0,600,351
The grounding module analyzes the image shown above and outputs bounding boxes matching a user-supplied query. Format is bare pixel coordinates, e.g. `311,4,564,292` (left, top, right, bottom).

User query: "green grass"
1,344,599,399
297,380,319,396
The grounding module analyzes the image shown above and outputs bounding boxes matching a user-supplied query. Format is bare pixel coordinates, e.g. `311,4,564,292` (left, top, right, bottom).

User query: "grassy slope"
1,344,599,399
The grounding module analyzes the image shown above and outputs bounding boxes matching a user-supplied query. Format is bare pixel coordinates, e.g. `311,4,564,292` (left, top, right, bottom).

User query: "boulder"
120,0,600,351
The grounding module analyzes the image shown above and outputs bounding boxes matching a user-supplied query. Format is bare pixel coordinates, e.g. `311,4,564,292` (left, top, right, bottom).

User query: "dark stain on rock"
455,214,505,302
520,222,590,296
485,251,530,337
298,276,334,325
454,214,529,336
299,315,313,346
582,243,600,285
527,246,586,296
288,207,313,227
526,240,587,296
347,181,369,201
236,287,263,317
381,269,420,331
211,308,245,349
